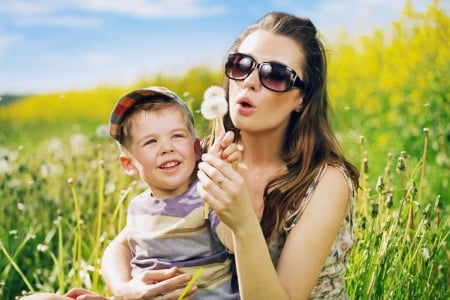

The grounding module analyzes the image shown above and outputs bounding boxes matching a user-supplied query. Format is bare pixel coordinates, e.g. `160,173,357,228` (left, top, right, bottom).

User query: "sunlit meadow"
1,1,448,299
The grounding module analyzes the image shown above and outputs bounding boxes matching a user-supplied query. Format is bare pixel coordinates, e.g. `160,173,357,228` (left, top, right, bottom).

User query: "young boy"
21,87,239,300
103,86,240,299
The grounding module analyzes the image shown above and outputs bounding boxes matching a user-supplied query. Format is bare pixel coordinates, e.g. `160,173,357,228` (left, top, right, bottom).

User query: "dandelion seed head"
0,159,10,174
9,178,22,189
201,86,228,120
46,138,65,158
90,160,98,170
17,203,25,211
204,85,225,99
105,182,116,196
96,124,110,138
70,134,88,156
422,247,430,260
201,96,228,120
53,216,63,225
37,243,48,252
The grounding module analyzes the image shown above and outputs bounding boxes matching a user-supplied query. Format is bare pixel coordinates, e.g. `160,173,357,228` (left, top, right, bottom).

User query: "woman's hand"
209,131,241,164
197,153,253,231
65,288,111,299
111,267,197,300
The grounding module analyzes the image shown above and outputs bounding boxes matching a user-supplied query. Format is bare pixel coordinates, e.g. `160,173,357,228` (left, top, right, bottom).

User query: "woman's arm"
198,155,349,299
276,167,349,299
197,154,286,299
208,130,241,253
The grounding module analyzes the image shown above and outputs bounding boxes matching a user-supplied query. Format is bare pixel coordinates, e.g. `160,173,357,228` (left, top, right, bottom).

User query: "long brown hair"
222,12,360,241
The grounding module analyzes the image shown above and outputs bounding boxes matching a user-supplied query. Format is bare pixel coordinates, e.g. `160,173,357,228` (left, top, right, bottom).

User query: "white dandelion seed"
37,244,48,252
96,124,110,138
70,134,88,156
201,85,227,120
201,96,228,120
204,85,225,100
422,247,430,261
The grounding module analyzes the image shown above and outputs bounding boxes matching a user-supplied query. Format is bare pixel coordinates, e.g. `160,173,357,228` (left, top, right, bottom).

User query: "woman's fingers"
140,267,179,283
145,273,194,296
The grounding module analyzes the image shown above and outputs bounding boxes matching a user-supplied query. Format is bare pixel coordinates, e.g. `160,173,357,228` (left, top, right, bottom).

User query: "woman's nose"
242,67,261,91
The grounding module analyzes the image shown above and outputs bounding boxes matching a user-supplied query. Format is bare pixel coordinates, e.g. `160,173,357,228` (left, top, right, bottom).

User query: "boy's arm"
215,222,235,254
101,228,196,299
101,227,133,293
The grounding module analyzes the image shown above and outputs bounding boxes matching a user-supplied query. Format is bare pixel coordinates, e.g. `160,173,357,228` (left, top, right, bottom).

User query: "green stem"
0,239,34,293
418,128,428,203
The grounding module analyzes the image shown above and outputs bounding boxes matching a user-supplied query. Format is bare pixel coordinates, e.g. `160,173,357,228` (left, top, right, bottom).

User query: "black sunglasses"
225,52,304,92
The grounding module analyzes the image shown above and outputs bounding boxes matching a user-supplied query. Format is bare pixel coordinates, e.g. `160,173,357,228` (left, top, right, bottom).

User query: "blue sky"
0,0,444,95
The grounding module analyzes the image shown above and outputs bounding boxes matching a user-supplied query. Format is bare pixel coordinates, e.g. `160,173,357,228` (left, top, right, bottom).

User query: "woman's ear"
294,96,303,112
119,154,139,177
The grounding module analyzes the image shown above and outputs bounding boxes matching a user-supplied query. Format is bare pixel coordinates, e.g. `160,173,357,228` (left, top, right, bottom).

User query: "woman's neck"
238,130,285,171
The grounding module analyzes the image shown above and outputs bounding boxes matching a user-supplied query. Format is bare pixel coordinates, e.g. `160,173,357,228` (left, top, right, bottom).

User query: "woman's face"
228,30,304,135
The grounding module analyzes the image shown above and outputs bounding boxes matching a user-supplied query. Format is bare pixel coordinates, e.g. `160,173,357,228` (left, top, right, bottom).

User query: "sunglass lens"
260,63,291,92
226,53,299,92
226,54,254,79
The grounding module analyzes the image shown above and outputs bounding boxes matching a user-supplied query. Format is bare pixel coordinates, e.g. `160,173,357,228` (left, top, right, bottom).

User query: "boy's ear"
194,138,202,161
119,154,139,177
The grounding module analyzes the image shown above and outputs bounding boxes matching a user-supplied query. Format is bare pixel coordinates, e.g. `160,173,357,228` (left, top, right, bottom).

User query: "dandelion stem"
204,119,217,219
93,160,105,287
178,267,203,300
57,218,65,291
0,239,34,293
69,179,83,286
418,128,428,203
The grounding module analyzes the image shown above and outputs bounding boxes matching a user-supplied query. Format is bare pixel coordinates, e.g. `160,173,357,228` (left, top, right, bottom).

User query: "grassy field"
1,2,449,299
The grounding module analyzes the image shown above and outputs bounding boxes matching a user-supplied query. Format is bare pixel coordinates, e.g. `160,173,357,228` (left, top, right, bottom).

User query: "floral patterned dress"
268,164,355,299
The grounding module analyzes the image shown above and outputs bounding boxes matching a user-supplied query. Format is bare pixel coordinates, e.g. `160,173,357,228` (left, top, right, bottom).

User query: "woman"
197,12,359,299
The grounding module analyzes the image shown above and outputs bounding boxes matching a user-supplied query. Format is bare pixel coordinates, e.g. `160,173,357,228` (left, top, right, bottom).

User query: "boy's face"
120,108,201,199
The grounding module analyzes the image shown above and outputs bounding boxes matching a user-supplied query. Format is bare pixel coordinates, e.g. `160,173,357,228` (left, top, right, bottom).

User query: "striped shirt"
127,180,239,299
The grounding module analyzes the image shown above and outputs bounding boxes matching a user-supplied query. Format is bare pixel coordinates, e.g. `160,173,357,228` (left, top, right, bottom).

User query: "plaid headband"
109,86,194,141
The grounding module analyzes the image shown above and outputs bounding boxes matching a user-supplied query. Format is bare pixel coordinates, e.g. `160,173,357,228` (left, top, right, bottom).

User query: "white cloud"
0,0,66,15
0,0,226,19
75,0,226,18
80,52,116,65
0,32,21,55
305,0,435,40
15,15,103,27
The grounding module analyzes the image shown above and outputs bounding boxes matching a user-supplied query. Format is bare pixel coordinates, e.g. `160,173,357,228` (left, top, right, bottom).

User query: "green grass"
1,2,448,298
0,119,448,299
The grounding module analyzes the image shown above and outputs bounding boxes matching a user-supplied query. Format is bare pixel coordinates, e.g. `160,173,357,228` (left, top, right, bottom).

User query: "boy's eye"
173,133,185,139
144,139,156,145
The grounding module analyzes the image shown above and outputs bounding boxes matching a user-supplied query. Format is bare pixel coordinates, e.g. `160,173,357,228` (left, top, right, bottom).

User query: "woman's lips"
236,97,256,116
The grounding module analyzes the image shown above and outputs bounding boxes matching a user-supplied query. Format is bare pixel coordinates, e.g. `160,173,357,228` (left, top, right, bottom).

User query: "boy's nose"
160,140,175,154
